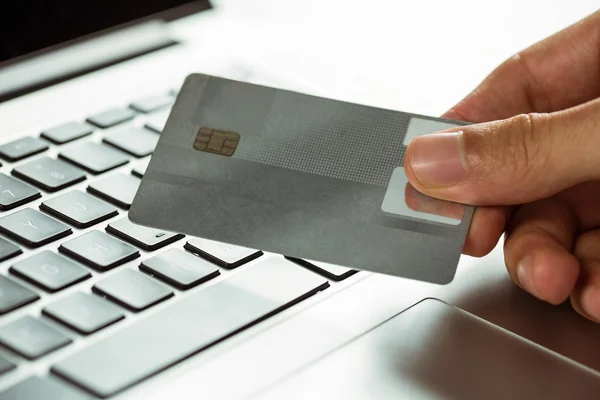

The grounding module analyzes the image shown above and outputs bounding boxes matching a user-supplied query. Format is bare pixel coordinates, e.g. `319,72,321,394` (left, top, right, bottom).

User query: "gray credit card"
129,73,474,284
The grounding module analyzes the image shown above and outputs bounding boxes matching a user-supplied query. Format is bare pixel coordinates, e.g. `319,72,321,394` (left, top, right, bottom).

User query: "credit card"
129,73,474,284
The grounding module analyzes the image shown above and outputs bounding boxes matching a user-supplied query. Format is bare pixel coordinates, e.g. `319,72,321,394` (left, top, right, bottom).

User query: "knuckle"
488,54,553,112
490,54,522,83
492,113,551,180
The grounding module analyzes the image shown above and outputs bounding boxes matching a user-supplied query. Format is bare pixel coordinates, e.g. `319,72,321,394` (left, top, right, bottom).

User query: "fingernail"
408,131,466,187
581,285,600,322
516,256,538,297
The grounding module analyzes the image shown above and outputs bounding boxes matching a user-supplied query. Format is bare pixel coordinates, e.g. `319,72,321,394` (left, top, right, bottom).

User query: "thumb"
404,97,600,206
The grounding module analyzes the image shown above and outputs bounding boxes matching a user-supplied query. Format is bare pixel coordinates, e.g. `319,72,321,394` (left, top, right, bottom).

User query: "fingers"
443,10,600,123
556,181,600,232
571,230,600,322
405,97,600,206
503,198,579,305
403,182,505,258
403,183,465,221
462,206,506,257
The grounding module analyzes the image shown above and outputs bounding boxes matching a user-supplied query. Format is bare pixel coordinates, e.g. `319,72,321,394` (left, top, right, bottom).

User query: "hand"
404,10,600,322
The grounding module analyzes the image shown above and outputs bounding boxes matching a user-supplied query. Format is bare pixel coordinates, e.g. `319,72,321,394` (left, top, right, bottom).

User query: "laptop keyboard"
0,89,358,399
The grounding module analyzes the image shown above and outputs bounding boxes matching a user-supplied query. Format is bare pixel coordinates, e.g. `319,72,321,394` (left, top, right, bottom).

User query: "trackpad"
254,298,600,399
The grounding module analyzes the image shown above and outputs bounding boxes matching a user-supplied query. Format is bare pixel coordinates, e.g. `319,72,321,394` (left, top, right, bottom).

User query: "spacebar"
52,257,329,398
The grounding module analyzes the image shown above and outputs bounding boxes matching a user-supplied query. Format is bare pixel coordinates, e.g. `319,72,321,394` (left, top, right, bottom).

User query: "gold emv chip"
193,127,240,156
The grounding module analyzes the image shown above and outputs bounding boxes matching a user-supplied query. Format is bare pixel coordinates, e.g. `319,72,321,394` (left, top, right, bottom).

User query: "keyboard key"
0,376,89,400
53,257,328,398
10,251,91,292
285,257,358,281
40,190,118,228
41,122,94,144
0,237,22,262
0,137,48,162
0,208,71,247
12,157,86,192
87,173,140,209
0,275,39,314
106,218,184,251
86,108,135,129
43,292,124,335
0,316,71,359
185,238,263,269
93,269,173,312
59,142,129,174
132,158,150,178
0,174,41,210
130,95,173,113
103,127,158,157
59,230,139,271
144,110,169,133
140,249,220,290
0,355,15,376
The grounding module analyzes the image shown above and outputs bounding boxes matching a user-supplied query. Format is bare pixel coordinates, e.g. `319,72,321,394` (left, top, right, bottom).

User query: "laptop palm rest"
253,298,600,400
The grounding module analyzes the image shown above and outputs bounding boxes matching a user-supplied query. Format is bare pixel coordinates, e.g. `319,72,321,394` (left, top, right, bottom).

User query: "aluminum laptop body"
0,1,599,399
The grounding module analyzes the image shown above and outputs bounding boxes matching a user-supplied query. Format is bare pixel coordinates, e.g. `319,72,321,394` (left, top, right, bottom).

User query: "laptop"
1,1,600,399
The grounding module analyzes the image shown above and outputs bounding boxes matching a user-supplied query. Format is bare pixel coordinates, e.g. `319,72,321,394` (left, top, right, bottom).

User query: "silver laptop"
1,1,599,399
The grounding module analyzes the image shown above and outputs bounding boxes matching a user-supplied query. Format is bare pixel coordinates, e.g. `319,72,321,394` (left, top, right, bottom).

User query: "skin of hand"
403,10,600,322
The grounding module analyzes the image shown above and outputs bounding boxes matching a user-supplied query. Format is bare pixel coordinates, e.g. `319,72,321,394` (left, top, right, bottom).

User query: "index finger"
443,10,600,123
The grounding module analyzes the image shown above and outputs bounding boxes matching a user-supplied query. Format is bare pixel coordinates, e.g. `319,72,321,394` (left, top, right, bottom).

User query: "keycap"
106,218,184,251
0,275,39,314
0,376,90,400
0,316,71,359
0,174,41,210
285,257,358,281
43,292,124,335
140,249,220,290
53,257,328,398
59,230,139,271
130,95,173,113
40,190,118,228
0,137,48,162
0,355,15,376
92,269,173,312
0,208,71,247
132,158,150,178
0,237,22,262
103,127,158,157
12,156,86,192
86,108,135,129
10,251,91,292
59,142,129,174
185,238,263,269
144,110,169,133
41,121,94,144
87,173,140,209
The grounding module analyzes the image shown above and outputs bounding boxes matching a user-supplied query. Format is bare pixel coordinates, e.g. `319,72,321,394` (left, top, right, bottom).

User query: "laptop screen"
0,0,205,62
